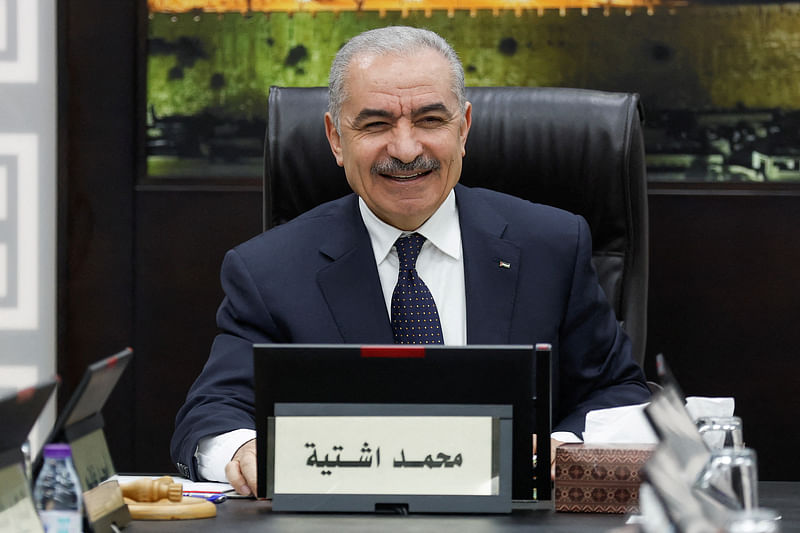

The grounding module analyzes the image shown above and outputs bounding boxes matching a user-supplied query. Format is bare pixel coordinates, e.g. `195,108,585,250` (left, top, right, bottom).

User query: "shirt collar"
358,189,462,266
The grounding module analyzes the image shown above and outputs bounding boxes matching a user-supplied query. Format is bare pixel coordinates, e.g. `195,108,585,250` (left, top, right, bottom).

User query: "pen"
183,493,227,504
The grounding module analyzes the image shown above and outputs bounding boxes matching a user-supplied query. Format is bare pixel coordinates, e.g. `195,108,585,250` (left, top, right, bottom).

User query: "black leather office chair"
263,86,649,366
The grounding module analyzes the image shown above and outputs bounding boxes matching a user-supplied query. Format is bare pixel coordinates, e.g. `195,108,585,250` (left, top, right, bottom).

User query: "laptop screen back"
253,344,551,502
0,380,57,468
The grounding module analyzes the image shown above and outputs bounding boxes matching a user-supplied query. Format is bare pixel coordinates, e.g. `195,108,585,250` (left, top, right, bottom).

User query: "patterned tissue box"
554,444,655,514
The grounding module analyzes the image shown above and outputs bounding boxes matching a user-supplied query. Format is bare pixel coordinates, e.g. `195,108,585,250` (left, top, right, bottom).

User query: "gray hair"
328,26,466,132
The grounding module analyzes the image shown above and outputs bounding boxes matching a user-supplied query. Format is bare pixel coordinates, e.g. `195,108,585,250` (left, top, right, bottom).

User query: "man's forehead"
342,51,456,114
352,89,451,111
349,48,441,73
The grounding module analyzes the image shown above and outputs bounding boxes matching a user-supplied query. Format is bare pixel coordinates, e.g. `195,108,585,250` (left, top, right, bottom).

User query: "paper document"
110,474,234,495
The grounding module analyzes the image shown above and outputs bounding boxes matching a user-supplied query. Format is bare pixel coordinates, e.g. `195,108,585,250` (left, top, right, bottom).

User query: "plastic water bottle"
33,443,83,533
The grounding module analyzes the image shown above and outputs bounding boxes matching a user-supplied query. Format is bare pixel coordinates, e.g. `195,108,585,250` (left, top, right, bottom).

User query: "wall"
0,0,57,454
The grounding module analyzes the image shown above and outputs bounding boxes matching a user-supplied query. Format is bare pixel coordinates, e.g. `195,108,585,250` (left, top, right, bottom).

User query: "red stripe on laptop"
360,346,426,358
16,386,35,403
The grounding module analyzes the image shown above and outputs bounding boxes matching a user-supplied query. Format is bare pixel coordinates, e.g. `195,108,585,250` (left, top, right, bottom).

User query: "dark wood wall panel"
131,190,261,472
646,193,800,481
60,0,137,470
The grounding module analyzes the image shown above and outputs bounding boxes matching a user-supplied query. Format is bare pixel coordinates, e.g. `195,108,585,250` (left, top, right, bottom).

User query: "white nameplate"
272,415,496,496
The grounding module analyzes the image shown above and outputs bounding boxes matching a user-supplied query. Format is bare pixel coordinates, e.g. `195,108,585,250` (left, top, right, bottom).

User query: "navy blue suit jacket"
171,184,650,479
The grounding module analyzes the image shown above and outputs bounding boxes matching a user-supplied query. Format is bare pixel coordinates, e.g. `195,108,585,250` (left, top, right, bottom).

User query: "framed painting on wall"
143,0,800,192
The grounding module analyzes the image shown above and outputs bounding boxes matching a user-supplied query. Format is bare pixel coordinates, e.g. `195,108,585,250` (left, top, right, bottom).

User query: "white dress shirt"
195,190,577,482
358,190,467,346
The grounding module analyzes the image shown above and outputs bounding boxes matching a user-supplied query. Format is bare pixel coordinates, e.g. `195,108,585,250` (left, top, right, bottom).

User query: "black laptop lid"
56,347,134,430
253,344,552,502
32,348,133,476
0,379,57,468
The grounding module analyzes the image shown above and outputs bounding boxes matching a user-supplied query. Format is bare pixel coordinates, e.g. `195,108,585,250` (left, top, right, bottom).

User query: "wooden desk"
125,481,800,532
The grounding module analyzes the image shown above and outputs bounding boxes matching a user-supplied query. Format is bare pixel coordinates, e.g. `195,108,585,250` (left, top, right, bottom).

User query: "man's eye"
419,116,445,126
364,121,389,129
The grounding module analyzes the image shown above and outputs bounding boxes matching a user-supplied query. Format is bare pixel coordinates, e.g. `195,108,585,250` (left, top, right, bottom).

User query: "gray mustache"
372,156,440,175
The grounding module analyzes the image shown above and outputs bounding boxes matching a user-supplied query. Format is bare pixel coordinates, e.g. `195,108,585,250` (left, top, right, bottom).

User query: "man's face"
325,49,472,231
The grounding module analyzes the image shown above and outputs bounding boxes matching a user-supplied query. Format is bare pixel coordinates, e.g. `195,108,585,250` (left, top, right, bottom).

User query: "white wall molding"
0,0,55,457
0,0,38,83
0,134,38,330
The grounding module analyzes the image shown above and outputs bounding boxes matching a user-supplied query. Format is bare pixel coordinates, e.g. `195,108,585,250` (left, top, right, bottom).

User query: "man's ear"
459,102,473,158
324,112,345,167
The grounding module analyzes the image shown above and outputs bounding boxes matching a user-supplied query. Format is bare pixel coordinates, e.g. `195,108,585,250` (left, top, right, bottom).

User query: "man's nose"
386,123,423,163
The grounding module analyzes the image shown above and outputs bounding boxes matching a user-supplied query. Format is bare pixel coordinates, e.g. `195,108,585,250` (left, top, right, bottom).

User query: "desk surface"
125,481,800,532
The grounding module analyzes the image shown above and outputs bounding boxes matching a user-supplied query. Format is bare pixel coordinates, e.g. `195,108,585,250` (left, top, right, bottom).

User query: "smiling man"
171,26,650,497
324,45,471,232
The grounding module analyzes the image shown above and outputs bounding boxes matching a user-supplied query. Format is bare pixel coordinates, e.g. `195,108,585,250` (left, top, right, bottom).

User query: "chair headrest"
265,86,645,256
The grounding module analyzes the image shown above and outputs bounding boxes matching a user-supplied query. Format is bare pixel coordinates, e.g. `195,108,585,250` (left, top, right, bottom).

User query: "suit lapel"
456,186,522,344
315,188,522,345
316,197,394,344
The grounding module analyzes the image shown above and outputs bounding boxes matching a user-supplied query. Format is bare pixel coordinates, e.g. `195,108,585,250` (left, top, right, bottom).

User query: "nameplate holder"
64,415,116,491
268,403,512,513
83,481,131,533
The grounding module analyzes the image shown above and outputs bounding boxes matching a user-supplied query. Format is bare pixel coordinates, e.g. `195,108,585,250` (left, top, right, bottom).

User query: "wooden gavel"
120,475,216,520
121,476,182,503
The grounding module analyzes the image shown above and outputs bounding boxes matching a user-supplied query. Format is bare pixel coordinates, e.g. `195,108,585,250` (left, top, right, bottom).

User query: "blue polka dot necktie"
391,233,444,344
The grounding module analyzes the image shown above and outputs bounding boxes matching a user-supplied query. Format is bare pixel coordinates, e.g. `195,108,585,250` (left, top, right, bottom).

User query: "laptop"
32,347,133,485
253,344,552,507
0,379,58,470
0,380,56,533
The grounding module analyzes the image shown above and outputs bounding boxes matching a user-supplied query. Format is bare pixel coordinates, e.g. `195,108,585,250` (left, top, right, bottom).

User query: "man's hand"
225,438,257,496
533,435,564,480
